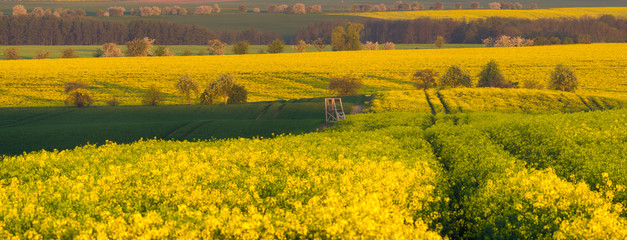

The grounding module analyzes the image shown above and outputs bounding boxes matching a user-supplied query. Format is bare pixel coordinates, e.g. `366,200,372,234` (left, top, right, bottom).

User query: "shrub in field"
101,43,123,57
529,3,538,9
64,82,93,107
207,39,227,55
413,69,438,90
306,5,323,13
363,41,379,50
514,2,523,9
313,38,326,52
470,2,480,9
213,4,221,13
562,37,574,44
238,5,248,13
433,1,444,10
268,4,278,13
381,42,395,50
61,48,78,58
125,37,154,57
489,2,501,9
5,48,21,60
521,79,544,89
434,36,446,48
548,64,577,92
411,2,424,10
194,6,212,15
12,5,27,16
455,3,462,9
533,37,550,46
550,37,561,45
32,7,45,17
176,75,200,105
106,96,119,106
197,50,206,56
293,4,306,14
143,85,162,106
331,22,364,51
107,6,125,17
477,60,508,88
182,49,192,56
439,65,472,88
154,46,174,56
227,84,248,104
34,50,50,59
253,8,260,13
207,74,240,105
329,77,363,96
232,41,249,55
267,39,285,53
292,40,311,53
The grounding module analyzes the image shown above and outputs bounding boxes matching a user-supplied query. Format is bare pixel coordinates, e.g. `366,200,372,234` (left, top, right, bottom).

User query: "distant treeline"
293,15,627,44
0,16,281,45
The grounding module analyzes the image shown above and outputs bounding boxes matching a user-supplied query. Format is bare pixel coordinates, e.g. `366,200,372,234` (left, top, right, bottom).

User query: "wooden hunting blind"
325,98,346,122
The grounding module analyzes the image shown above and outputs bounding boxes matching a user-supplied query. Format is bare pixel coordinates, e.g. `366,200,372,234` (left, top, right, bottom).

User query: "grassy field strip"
332,7,627,21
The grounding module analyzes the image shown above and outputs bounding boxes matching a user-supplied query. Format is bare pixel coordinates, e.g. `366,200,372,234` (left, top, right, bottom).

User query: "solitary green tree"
477,60,506,88
143,85,163,106
548,64,577,92
232,41,249,55
267,39,285,53
331,22,364,51
439,65,472,88
176,75,200,105
126,37,155,57
329,77,363,96
434,36,446,49
212,74,235,105
413,69,438,90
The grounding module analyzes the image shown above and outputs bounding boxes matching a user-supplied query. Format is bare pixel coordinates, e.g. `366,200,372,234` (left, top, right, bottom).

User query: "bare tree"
102,43,123,57
313,38,326,52
4,48,20,60
433,1,444,10
470,2,480,9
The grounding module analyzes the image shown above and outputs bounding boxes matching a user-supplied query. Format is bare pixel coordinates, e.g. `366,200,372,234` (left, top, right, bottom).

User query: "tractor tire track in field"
270,103,286,120
1,109,75,128
255,104,272,120
424,90,436,115
164,122,193,139
181,121,212,139
436,91,451,114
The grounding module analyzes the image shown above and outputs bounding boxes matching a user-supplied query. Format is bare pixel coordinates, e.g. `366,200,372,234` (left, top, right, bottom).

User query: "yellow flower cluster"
0,124,444,239
333,7,627,21
369,89,626,114
1,43,626,107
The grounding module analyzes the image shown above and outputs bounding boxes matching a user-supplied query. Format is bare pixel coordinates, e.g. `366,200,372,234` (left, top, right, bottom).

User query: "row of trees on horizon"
0,14,624,45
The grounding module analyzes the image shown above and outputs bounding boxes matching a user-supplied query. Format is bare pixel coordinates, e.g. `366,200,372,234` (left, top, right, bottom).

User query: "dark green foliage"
143,85,163,106
34,50,50,59
154,46,170,56
183,49,193,56
175,75,200,105
106,96,120,106
92,48,104,57
477,60,509,88
548,64,577,92
439,65,472,88
577,34,592,44
331,22,364,51
266,39,285,53
126,38,154,57
227,84,248,104
329,77,363,96
434,36,446,49
533,37,550,46
64,81,93,107
233,41,249,55
562,37,574,44
61,48,79,58
412,69,438,90
549,37,561,45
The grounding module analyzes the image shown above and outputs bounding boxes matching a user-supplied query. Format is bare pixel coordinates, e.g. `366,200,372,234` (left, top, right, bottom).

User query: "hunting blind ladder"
325,98,346,122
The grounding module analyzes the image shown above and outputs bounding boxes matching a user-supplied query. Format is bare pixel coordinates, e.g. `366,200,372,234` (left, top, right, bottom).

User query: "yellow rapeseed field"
331,7,627,21
0,43,626,107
